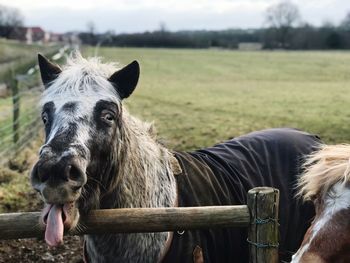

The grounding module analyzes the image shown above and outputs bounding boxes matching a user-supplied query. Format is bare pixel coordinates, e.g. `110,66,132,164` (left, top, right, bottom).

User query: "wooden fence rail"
0,206,249,239
0,187,279,263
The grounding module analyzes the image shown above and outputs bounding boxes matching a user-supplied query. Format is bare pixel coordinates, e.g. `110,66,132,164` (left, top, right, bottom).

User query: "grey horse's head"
30,53,139,246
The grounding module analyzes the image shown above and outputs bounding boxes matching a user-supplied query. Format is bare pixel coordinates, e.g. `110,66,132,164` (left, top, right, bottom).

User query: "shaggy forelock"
41,51,121,107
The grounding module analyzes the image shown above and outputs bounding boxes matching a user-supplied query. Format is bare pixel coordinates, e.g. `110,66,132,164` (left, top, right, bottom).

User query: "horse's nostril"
32,165,48,184
68,165,82,182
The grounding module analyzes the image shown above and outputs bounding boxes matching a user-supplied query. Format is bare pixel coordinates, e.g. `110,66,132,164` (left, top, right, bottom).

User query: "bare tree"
0,4,23,27
265,1,301,48
0,5,24,38
85,21,98,45
340,12,350,31
87,21,96,36
159,21,167,33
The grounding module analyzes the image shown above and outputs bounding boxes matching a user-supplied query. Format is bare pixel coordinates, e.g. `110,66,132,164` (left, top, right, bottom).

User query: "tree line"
80,1,350,50
80,25,350,50
0,4,23,39
0,1,350,50
79,29,263,49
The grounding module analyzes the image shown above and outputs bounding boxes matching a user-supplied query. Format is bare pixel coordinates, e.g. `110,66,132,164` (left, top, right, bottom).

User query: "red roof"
28,27,45,34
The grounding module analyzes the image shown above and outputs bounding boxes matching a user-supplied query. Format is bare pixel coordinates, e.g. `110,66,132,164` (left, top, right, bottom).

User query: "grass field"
1,47,350,212
0,39,58,77
0,38,59,132
0,47,349,261
0,40,62,213
84,47,350,150
0,40,62,157
0,39,46,63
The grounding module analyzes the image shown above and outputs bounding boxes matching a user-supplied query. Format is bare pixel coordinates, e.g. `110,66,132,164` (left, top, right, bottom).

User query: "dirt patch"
0,237,84,263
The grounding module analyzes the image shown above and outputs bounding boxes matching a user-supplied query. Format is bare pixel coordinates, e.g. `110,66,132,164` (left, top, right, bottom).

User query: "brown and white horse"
292,145,350,263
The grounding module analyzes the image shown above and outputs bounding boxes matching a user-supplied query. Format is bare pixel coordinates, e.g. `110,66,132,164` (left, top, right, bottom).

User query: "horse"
31,52,322,263
291,145,350,263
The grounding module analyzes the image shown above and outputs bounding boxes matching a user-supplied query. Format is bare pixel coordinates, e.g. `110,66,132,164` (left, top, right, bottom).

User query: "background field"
0,40,60,166
1,46,350,213
1,45,350,262
85,47,350,150
0,39,58,78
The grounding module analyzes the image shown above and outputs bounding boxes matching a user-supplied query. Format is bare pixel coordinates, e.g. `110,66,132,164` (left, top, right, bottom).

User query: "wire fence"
0,46,71,166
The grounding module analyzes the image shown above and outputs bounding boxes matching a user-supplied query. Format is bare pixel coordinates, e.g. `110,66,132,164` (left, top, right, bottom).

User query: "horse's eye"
101,110,115,123
42,112,49,125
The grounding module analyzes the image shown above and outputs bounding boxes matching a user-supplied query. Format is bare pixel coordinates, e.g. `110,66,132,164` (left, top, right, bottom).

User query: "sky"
0,0,349,33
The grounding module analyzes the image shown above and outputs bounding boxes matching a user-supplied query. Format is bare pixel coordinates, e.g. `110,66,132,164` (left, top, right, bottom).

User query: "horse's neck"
86,120,177,262
85,232,169,263
112,125,177,209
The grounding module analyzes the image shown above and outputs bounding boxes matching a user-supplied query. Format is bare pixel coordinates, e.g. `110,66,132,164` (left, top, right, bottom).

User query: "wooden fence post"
247,187,279,263
10,72,20,144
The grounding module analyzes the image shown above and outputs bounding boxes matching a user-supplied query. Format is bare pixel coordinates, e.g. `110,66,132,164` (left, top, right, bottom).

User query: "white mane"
41,52,121,105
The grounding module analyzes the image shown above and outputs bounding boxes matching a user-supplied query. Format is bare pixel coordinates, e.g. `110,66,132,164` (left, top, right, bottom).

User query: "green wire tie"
247,217,279,248
246,238,279,249
252,217,280,226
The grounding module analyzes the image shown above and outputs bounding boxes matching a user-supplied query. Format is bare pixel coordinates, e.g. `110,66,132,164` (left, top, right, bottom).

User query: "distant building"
0,26,64,44
238,42,263,51
25,27,45,43
5,26,46,43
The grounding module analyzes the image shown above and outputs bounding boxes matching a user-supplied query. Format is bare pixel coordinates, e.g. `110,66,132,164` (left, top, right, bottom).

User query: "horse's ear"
38,54,62,88
108,60,140,100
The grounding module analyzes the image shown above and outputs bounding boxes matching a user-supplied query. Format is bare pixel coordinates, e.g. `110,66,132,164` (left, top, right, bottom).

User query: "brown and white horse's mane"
297,144,350,201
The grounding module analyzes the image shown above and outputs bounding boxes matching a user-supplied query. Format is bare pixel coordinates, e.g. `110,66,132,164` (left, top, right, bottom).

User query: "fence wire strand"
0,48,68,166
0,107,39,133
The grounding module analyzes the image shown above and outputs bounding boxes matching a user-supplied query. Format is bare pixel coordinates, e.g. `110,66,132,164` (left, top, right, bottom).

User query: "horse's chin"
41,202,80,247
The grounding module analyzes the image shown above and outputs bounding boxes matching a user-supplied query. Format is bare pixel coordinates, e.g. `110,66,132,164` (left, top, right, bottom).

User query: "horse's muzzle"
31,152,87,204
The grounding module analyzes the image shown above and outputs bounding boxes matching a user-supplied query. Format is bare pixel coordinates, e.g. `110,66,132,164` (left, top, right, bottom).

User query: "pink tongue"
45,205,64,247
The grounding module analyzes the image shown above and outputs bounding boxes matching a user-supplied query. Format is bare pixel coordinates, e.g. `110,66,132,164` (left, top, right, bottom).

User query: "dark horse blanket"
163,128,321,263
